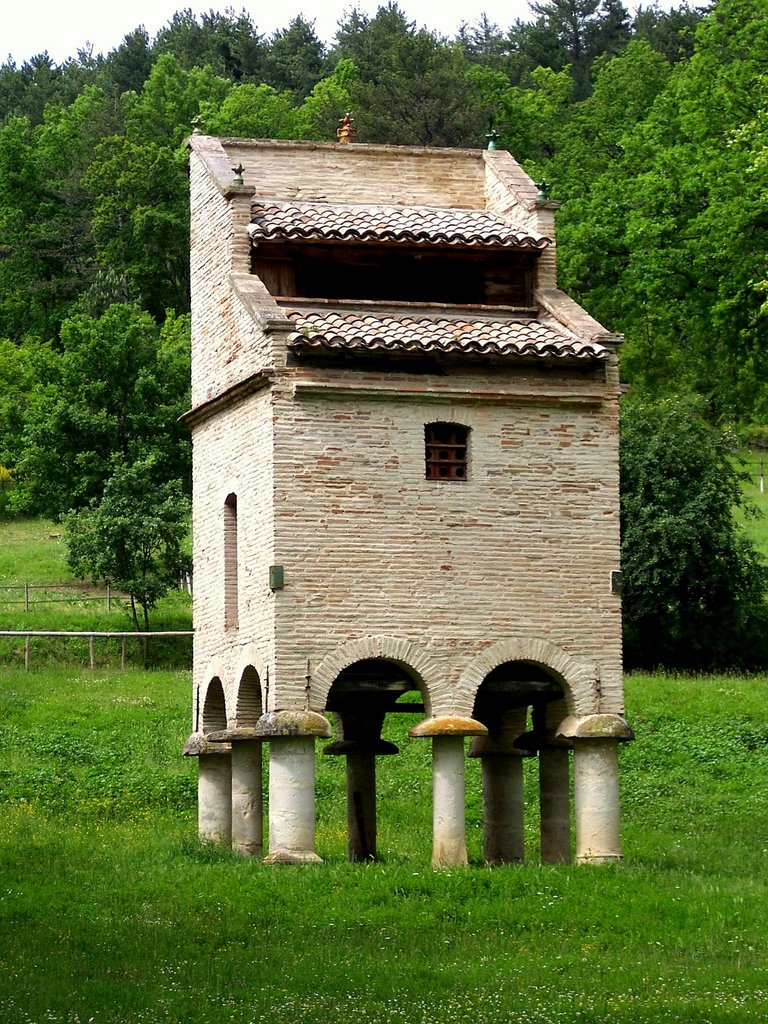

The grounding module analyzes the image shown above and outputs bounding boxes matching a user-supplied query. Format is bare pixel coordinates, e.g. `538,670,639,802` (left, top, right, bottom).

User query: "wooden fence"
0,582,123,611
0,631,194,670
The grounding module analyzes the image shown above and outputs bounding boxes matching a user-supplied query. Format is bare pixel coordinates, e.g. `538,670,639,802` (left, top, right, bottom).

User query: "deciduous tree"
64,458,190,633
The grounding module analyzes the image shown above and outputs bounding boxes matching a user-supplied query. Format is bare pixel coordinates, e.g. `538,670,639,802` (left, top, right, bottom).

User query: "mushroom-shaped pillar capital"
183,732,231,756
254,710,332,739
409,715,488,739
205,727,264,743
556,714,634,743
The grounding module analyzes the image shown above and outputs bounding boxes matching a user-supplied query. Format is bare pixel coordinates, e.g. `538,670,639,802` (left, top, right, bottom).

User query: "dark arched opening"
471,660,570,865
323,658,427,862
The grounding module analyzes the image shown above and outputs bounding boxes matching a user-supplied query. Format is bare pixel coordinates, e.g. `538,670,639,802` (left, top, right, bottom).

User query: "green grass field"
0,667,766,1024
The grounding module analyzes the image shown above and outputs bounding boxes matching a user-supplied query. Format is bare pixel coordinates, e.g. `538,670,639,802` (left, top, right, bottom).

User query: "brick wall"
187,137,623,729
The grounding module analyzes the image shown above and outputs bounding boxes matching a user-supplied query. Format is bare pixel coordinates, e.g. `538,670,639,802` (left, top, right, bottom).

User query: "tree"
12,305,190,518
64,458,190,633
620,398,768,670
0,87,119,342
294,59,358,141
332,4,416,82
152,8,267,82
203,83,298,139
348,31,487,147
99,28,154,97
633,2,710,64
264,17,328,102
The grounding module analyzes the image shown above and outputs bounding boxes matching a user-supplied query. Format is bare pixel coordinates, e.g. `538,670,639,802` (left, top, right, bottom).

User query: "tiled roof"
284,311,611,361
250,200,550,250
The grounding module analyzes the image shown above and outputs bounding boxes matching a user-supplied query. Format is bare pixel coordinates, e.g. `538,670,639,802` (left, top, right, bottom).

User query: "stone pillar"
346,753,377,861
556,714,634,866
267,735,320,863
231,739,263,857
572,739,622,863
254,710,332,865
432,735,468,867
410,715,488,869
469,708,529,865
539,745,571,864
324,735,399,862
203,727,265,857
480,753,525,864
184,733,232,844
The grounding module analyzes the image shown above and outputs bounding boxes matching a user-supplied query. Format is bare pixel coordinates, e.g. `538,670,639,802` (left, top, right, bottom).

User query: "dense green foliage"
2,0,768,668
621,398,768,669
0,667,766,1022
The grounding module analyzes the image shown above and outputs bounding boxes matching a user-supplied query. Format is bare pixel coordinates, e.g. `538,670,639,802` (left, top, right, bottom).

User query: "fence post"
121,638,126,670
25,635,30,670
89,635,95,670
24,582,29,613
107,585,111,613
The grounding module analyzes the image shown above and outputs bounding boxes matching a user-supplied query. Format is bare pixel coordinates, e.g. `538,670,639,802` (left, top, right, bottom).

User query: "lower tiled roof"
250,200,550,250
285,311,611,361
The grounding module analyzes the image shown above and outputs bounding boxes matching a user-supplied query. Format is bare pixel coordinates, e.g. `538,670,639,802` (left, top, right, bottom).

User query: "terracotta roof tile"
285,311,610,361
250,200,550,250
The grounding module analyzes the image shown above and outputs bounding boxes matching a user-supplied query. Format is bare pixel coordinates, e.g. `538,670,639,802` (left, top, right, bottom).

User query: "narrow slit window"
224,493,239,628
425,423,469,481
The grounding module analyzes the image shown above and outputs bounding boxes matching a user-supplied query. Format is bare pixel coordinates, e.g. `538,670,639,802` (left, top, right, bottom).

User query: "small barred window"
425,423,469,481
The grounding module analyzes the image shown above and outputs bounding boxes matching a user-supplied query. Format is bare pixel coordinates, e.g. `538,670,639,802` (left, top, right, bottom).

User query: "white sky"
2,1,667,66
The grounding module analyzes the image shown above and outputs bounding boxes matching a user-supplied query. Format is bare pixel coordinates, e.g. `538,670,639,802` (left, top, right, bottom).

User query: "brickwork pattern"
188,137,624,736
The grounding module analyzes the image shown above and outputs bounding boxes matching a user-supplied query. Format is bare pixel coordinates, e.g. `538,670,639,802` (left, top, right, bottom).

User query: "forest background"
1,0,767,669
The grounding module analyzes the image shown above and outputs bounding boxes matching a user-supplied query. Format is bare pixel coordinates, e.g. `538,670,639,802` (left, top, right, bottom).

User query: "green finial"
485,116,500,151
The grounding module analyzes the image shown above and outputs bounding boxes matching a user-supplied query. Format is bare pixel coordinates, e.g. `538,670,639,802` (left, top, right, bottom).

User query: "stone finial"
536,180,550,201
232,164,245,185
191,115,203,135
337,113,356,144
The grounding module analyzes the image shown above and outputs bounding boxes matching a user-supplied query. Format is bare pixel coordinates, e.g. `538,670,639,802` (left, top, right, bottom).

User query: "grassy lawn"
0,668,766,1024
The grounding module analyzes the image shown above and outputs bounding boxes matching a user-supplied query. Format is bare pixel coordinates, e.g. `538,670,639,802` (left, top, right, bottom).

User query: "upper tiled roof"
284,311,611,361
250,200,551,250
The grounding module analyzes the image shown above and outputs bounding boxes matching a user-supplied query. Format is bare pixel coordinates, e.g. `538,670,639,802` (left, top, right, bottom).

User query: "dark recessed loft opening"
251,242,537,307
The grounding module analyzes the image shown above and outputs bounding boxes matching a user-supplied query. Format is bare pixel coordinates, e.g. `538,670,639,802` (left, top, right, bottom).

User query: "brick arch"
457,637,600,717
311,635,443,716
201,676,227,733
196,659,228,732
233,645,268,722
234,667,263,726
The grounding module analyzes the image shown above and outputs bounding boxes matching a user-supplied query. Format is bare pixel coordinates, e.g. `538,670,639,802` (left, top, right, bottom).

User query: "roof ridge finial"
337,112,356,144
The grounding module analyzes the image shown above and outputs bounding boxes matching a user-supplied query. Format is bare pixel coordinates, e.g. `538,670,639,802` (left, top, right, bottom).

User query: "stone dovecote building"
184,135,632,867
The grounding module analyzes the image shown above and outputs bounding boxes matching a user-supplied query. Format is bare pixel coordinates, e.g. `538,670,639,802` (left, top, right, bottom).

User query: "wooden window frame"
425,422,470,481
